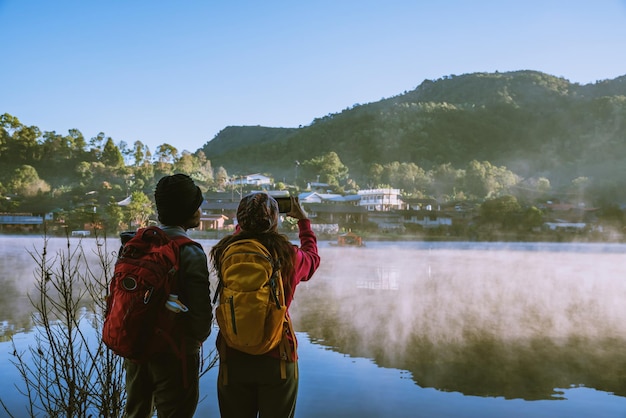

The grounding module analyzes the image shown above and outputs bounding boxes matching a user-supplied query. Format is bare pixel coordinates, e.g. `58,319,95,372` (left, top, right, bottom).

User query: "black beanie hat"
154,174,203,226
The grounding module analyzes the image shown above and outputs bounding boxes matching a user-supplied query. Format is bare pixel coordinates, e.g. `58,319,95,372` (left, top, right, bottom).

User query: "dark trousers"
217,352,299,418
124,352,200,418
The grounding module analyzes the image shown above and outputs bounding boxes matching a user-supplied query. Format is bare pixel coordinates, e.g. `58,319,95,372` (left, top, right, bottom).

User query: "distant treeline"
1,70,626,232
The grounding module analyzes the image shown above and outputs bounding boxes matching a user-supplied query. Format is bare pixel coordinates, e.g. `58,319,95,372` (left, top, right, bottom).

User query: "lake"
1,236,626,417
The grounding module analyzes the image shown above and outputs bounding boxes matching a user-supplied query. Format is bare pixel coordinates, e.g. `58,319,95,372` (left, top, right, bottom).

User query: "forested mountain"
201,70,626,194
2,69,626,233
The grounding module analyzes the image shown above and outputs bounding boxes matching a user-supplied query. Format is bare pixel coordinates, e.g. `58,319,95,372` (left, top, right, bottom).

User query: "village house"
403,197,440,211
398,210,453,229
297,188,457,231
229,173,272,187
298,192,366,225
304,202,367,224
306,182,332,193
0,212,52,232
540,201,599,232
199,191,239,231
357,188,406,211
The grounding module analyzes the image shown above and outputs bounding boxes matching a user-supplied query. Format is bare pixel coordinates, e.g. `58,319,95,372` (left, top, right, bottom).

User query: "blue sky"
1,1,625,154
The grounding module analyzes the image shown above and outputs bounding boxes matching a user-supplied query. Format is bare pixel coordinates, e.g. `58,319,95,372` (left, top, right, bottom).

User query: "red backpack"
102,226,199,362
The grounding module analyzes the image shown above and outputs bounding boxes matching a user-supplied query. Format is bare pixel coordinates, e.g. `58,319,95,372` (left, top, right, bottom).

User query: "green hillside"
201,70,626,190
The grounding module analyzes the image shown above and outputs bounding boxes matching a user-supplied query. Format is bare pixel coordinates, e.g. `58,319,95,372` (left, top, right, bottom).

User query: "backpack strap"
268,259,282,309
212,279,222,305
162,235,199,389
167,235,199,303
278,313,297,380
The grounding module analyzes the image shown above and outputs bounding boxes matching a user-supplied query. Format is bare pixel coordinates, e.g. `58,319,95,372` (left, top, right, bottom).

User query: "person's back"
211,192,320,418
124,174,213,418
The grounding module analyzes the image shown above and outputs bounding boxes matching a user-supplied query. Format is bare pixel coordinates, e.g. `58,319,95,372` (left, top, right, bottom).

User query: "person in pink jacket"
210,192,320,418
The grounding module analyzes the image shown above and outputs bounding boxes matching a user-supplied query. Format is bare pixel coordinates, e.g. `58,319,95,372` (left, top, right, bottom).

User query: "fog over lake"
2,236,626,417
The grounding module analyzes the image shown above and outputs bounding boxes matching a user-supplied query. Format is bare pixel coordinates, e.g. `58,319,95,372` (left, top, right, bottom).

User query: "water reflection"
0,237,44,339
0,278,33,341
291,245,626,401
0,236,116,340
3,237,626,406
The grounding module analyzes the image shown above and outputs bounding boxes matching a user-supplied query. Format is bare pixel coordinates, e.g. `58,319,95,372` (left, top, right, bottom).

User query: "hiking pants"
217,352,299,418
124,352,200,418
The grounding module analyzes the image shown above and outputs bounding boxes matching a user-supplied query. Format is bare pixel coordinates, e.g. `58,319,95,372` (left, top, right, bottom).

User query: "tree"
1,236,126,417
126,191,153,228
0,114,42,163
75,161,94,186
117,140,132,165
215,166,228,190
101,137,124,168
383,161,430,194
522,206,544,230
570,176,591,202
154,143,178,176
134,162,154,193
155,143,179,164
0,113,22,155
105,199,126,234
132,141,147,166
430,163,464,200
8,165,50,197
12,124,41,163
193,151,214,187
536,177,551,195
88,132,107,161
464,160,488,198
368,163,384,188
68,128,87,156
41,131,73,166
464,160,519,199
174,151,196,175
480,195,522,229
301,152,349,186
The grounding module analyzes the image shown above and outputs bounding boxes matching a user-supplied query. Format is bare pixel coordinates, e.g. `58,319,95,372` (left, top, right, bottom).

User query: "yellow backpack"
214,239,287,355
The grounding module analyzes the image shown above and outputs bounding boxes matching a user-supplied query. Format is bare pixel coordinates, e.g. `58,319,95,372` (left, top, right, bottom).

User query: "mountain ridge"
200,70,626,191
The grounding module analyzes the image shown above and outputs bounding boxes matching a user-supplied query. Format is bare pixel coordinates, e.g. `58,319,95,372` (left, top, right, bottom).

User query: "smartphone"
275,196,292,213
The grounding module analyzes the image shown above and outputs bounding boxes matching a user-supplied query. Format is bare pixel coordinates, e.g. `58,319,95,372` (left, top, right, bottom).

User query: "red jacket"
285,218,320,307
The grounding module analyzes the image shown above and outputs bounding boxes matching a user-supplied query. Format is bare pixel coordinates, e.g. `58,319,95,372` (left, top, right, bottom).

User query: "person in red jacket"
210,192,320,418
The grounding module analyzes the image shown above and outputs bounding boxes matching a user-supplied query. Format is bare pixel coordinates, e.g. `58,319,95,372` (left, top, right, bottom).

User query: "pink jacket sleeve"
286,219,320,306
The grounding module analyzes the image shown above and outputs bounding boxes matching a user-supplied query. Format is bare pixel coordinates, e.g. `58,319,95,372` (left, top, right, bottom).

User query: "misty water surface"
1,236,626,417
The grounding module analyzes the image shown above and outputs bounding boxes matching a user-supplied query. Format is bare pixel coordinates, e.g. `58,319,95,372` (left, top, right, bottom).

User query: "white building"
357,188,405,211
298,192,344,204
229,173,272,187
